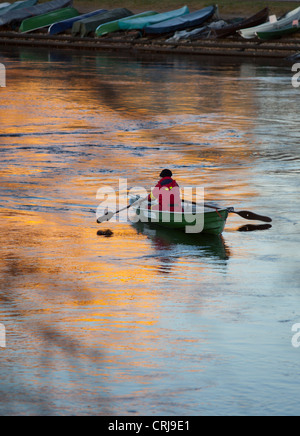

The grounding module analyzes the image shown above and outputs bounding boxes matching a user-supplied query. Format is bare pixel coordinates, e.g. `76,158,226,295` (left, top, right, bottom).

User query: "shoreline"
0,1,299,61
0,30,298,61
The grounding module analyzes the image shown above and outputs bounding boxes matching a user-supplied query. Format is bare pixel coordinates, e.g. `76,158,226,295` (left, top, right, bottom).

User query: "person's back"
148,169,182,212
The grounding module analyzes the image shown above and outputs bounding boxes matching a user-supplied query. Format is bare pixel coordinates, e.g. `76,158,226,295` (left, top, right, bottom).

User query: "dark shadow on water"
132,221,231,262
238,223,272,232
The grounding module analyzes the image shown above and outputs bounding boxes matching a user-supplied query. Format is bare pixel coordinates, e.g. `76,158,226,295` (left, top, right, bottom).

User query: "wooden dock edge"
0,31,299,59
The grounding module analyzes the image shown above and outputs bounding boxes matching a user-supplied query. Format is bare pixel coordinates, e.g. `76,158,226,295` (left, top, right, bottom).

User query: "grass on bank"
73,0,300,17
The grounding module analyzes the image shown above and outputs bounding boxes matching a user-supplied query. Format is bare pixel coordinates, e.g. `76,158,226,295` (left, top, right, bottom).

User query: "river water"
0,47,299,416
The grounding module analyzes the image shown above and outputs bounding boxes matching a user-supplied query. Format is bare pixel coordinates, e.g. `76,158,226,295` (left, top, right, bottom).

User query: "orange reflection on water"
0,52,267,413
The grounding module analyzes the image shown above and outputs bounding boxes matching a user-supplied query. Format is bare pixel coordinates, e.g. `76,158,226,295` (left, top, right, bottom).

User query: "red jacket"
148,177,182,212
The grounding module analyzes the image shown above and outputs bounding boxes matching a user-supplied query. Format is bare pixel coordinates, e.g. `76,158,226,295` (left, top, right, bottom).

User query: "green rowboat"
95,11,158,37
256,22,300,40
19,6,79,33
129,196,228,235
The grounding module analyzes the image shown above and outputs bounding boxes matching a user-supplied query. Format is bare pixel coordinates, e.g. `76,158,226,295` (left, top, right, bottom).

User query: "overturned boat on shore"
119,6,190,31
0,0,36,18
19,6,79,33
0,0,71,28
49,8,107,35
239,5,300,39
72,8,133,37
144,6,216,35
214,7,269,38
95,11,157,37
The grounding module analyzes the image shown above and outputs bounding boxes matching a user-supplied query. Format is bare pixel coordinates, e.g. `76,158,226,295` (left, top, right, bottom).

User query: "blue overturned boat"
0,0,71,27
0,3,11,12
144,5,216,34
0,0,37,19
48,8,107,34
119,5,190,31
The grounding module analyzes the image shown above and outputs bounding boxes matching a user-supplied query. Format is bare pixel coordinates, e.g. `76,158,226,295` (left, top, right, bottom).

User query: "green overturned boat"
256,21,300,40
129,196,229,235
95,11,158,37
19,6,79,32
119,5,189,31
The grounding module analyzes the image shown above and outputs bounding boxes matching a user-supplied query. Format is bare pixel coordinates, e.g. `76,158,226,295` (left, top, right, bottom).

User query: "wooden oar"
185,201,272,223
97,196,148,224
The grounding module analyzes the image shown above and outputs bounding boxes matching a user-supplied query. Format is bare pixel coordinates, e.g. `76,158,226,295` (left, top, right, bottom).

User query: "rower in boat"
148,169,182,212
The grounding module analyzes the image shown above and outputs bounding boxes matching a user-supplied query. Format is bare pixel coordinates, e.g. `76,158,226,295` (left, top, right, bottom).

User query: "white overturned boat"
239,6,300,39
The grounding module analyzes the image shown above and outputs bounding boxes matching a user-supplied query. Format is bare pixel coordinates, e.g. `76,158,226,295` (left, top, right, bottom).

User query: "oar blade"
235,210,272,223
97,211,115,224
